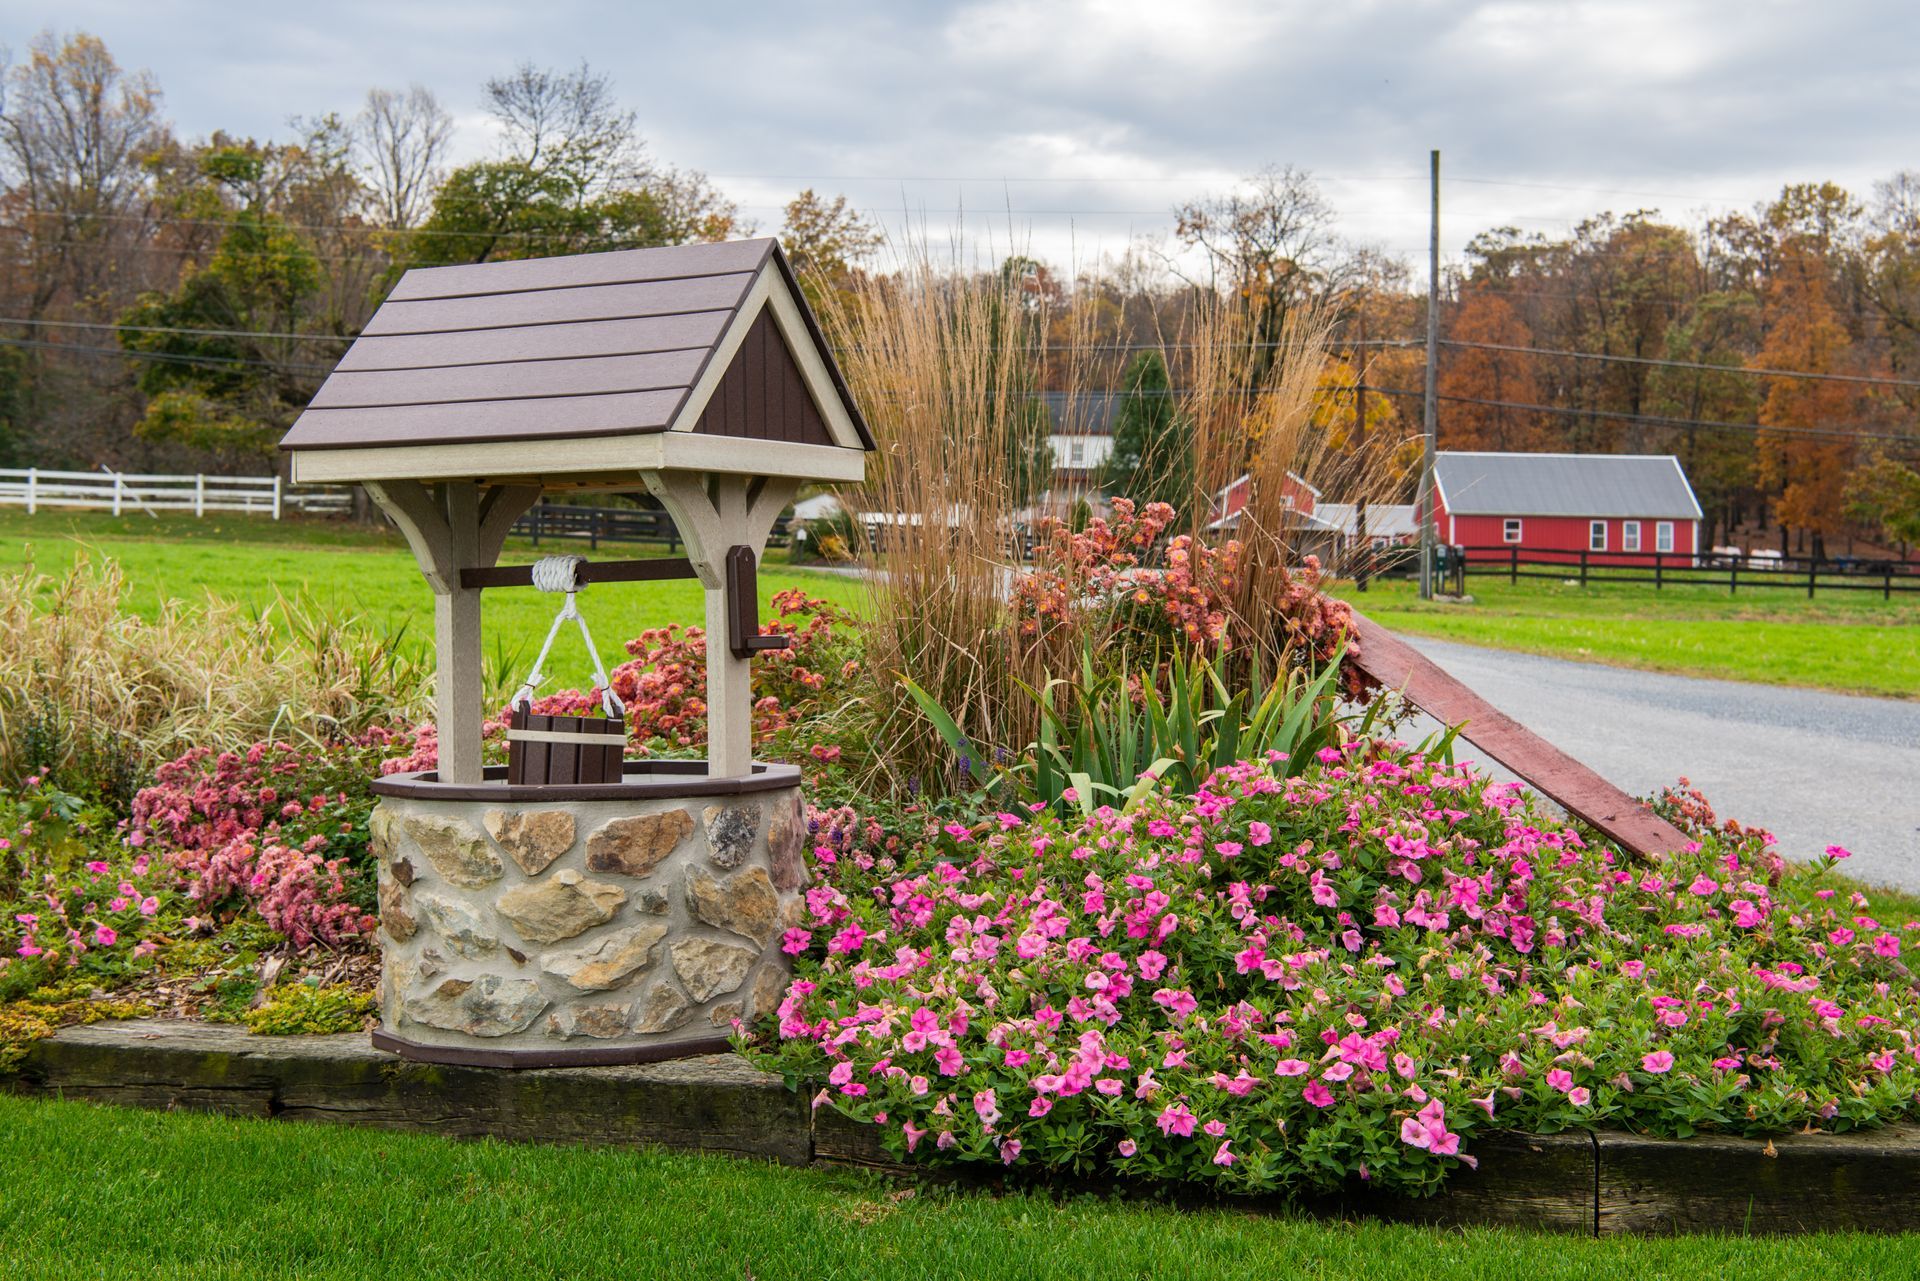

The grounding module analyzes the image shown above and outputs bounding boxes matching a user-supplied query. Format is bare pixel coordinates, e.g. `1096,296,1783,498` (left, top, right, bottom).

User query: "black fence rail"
513,502,792,553
1456,545,1920,599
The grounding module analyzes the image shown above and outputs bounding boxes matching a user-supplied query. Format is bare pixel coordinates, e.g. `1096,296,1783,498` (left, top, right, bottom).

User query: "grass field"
7,511,1914,699
1340,574,1920,699
2,1094,1912,1280
1,510,865,686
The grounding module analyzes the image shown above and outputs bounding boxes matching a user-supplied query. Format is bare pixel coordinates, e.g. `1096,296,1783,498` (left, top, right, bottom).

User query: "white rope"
510,556,626,719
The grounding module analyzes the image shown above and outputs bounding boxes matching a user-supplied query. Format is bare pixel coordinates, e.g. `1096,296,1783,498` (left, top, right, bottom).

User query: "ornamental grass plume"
0,556,430,804
813,238,1095,794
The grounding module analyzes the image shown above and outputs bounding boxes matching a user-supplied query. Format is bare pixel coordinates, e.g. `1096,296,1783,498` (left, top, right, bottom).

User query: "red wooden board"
1346,612,1691,858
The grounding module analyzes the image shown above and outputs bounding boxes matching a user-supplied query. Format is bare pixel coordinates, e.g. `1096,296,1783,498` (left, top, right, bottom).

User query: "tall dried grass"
0,556,431,803
1171,294,1397,681
815,249,1396,796
817,250,1084,790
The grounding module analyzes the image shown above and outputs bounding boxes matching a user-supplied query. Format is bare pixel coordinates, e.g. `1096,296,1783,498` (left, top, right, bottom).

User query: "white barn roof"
1434,452,1702,519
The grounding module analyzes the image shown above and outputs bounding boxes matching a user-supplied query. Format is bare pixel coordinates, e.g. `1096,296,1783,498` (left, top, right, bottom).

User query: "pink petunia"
1641,1050,1675,1074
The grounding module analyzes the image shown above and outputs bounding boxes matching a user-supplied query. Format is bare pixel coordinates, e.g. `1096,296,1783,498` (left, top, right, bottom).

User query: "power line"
0,334,337,376
1367,386,1917,448
0,316,352,343
1436,339,1920,390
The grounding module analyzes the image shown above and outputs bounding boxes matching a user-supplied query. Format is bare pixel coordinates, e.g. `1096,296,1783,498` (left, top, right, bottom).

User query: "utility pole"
1353,308,1369,591
1419,148,1440,601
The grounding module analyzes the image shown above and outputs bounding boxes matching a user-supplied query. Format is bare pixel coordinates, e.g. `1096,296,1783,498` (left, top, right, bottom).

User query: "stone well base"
367,762,807,1067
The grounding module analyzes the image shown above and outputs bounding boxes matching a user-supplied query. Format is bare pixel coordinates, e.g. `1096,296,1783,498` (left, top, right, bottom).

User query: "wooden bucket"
506,706,625,785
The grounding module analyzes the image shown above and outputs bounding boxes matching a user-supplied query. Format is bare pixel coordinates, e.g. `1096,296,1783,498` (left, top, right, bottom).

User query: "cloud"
17,0,1916,268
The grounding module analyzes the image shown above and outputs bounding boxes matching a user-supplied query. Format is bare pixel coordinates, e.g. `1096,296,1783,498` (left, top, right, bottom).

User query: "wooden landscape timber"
14,1019,1920,1237
1345,612,1692,858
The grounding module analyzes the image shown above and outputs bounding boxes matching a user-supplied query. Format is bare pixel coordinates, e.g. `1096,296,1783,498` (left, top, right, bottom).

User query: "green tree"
1844,456,1920,550
398,61,738,271
1101,350,1190,508
115,135,352,460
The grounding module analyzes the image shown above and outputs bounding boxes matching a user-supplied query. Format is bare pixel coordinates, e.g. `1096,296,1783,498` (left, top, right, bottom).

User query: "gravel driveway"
1397,639,1920,892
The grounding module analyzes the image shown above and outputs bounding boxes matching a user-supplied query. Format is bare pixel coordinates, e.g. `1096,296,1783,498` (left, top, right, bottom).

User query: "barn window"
1503,518,1523,543
1656,521,1675,553
1589,520,1608,552
1623,521,1641,552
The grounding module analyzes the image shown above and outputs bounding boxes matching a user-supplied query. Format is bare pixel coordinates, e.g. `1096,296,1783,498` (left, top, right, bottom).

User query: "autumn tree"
1753,245,1864,558
1173,165,1346,357
780,189,881,310
0,31,169,319
1646,291,1762,542
1437,290,1542,450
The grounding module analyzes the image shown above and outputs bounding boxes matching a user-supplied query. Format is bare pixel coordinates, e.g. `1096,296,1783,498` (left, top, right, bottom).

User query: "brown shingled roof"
281,238,872,454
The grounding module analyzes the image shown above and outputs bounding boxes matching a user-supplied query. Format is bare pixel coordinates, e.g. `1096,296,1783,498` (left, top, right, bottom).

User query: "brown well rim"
370,759,802,801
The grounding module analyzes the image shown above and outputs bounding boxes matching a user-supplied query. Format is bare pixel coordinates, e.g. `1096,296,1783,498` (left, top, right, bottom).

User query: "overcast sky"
7,0,1916,273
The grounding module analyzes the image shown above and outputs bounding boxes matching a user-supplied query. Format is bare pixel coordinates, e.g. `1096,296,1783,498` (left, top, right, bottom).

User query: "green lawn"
8,510,1914,700
0,1095,1911,1280
1,510,866,680
1340,574,1920,699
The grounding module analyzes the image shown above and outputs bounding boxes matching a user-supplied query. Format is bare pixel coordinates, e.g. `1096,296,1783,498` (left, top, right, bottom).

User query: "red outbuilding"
1431,451,1702,565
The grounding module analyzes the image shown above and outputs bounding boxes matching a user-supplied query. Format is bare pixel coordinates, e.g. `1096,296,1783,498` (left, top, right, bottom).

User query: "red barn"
1431,452,1701,565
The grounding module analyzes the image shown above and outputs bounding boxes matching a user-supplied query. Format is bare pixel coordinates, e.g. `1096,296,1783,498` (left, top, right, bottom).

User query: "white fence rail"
0,468,352,519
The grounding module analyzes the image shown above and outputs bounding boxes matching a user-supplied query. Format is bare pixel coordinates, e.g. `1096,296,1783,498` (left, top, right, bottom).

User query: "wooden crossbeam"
1345,612,1691,859
459,558,701,590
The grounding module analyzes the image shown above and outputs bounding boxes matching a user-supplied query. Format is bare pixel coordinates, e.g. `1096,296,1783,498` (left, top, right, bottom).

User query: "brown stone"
405,814,502,888
544,921,671,992
710,1001,745,1029
506,947,527,965
402,975,547,1037
497,870,626,944
391,856,416,887
415,948,446,981
484,808,576,876
748,963,790,1020
586,810,693,878
686,866,780,947
669,936,758,1004
414,894,496,959
631,982,694,1034
636,888,671,915
378,877,416,943
701,802,761,870
766,790,808,892
368,804,399,858
547,1001,633,1040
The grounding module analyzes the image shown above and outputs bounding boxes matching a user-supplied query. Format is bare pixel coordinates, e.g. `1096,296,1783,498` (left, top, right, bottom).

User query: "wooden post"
1654,550,1662,590
272,475,283,521
111,471,123,517
194,474,205,517
647,471,798,779
1807,556,1817,599
1579,549,1588,589
1729,561,1737,595
1510,544,1518,585
25,468,35,515
367,480,539,784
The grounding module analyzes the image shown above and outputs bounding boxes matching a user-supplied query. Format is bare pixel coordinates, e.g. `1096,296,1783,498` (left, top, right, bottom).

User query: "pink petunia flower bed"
745,741,1920,1199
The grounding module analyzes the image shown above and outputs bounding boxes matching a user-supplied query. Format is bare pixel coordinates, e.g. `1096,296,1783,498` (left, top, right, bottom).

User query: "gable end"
693,310,836,447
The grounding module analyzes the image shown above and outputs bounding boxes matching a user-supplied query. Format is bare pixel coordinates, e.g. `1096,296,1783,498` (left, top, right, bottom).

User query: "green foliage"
905,650,1359,820
242,981,372,1036
1845,455,1920,547
1101,350,1191,508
